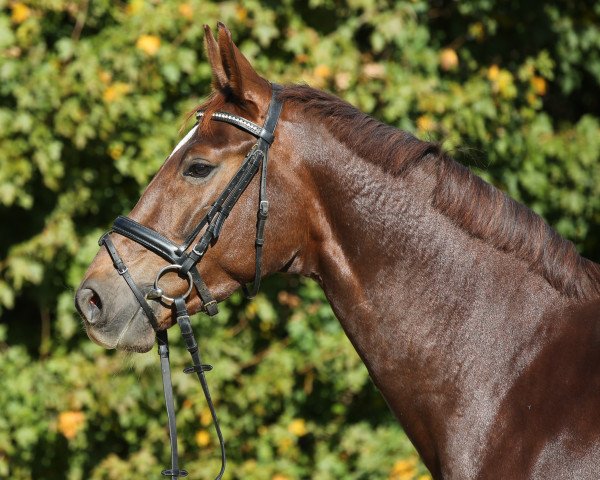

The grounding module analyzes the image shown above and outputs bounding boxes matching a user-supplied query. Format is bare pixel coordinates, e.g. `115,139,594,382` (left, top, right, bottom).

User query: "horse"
75,23,600,479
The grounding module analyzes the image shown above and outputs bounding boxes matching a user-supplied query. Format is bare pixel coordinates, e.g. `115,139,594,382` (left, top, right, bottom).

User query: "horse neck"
292,122,571,475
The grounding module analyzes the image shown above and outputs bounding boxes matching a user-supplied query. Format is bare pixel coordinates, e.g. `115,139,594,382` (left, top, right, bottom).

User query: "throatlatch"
98,85,283,479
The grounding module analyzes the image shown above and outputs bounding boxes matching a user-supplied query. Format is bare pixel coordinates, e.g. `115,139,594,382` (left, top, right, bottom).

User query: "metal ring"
153,264,194,305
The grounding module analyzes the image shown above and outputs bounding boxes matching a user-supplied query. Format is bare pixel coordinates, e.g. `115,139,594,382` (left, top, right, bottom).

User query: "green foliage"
0,0,598,478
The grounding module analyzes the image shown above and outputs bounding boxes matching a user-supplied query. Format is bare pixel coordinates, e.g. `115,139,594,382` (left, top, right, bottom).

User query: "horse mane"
277,84,600,300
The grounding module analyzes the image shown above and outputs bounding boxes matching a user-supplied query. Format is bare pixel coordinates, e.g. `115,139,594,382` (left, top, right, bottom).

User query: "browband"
196,111,276,144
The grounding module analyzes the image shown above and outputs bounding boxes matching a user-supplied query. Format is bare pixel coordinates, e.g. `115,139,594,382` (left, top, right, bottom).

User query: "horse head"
75,23,312,352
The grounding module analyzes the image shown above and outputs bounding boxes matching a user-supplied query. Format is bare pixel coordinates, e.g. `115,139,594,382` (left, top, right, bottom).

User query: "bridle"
98,84,283,479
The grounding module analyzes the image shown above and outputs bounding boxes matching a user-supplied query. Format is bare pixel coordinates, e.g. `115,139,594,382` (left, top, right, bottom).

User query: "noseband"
98,85,283,479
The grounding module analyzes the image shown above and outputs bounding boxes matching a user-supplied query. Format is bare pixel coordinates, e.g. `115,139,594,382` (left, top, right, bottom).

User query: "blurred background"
0,0,599,478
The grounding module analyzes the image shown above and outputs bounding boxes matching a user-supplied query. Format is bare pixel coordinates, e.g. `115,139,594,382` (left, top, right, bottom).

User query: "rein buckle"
259,200,269,218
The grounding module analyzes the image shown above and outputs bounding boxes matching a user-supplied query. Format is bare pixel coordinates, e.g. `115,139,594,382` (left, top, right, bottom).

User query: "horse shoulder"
477,298,600,479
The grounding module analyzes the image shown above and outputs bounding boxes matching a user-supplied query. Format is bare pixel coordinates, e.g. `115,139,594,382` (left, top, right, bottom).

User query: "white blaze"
169,124,198,159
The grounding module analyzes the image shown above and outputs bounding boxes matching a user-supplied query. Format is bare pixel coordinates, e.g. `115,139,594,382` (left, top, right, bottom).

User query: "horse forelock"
189,88,261,137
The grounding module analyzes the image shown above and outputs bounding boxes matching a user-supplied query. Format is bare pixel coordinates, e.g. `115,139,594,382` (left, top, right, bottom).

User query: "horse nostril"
76,287,104,324
89,291,102,310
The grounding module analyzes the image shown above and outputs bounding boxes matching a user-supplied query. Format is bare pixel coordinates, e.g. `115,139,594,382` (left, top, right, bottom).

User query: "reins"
98,85,283,479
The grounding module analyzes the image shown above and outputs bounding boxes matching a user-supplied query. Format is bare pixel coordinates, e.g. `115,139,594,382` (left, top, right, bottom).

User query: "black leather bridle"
98,85,283,479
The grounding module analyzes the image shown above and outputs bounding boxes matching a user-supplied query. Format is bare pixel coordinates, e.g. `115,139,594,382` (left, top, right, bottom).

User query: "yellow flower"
390,457,418,480
109,144,124,160
439,48,458,71
277,437,293,453
200,407,212,426
126,0,143,16
58,411,85,440
288,418,308,436
469,22,485,41
416,115,435,132
178,3,193,20
531,76,547,96
103,82,131,103
11,3,31,23
496,70,515,98
195,430,211,447
311,64,332,87
245,301,257,319
236,6,248,22
272,475,290,480
487,64,500,81
98,70,112,85
314,64,331,79
488,67,516,99
136,35,161,56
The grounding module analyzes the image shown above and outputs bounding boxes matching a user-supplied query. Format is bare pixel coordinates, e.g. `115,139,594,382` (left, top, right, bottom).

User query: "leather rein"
98,85,284,479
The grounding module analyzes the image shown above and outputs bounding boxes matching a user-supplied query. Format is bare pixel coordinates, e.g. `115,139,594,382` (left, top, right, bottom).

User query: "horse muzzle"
75,276,157,352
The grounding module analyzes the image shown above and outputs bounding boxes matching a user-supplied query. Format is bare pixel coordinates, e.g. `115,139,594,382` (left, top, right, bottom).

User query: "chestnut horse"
76,24,600,478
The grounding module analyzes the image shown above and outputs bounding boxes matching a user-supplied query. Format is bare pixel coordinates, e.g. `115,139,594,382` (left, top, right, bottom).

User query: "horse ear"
203,24,228,90
214,22,271,108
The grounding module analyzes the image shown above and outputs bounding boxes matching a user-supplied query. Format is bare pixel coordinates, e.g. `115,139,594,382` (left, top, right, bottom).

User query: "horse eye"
184,163,214,179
